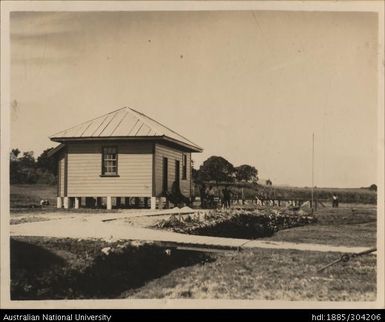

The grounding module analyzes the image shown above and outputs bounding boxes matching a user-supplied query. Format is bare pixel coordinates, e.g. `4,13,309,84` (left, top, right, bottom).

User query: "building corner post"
57,197,62,208
63,197,69,209
150,197,156,210
107,196,112,210
74,197,80,209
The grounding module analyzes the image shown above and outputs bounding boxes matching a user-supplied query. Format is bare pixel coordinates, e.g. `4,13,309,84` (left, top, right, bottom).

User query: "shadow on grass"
11,239,66,271
11,239,68,300
11,238,213,300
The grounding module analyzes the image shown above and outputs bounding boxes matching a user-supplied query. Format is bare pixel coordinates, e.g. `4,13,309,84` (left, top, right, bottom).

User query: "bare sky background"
10,11,378,187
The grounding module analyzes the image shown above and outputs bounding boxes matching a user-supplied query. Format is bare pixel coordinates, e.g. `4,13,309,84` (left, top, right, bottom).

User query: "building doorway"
162,157,168,192
175,160,180,189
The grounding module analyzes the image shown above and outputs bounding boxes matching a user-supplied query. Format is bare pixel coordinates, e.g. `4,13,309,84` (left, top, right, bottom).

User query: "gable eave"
46,143,66,158
49,135,203,153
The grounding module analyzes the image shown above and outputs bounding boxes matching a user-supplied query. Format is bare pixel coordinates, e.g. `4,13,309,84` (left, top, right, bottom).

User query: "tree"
192,168,200,182
265,179,272,186
198,156,235,184
10,151,36,183
37,147,57,175
10,148,57,184
235,164,258,182
10,148,20,161
19,151,35,168
19,151,37,183
369,184,377,192
10,149,21,183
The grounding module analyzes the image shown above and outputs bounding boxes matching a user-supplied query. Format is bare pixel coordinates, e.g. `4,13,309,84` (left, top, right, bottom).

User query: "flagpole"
311,133,315,212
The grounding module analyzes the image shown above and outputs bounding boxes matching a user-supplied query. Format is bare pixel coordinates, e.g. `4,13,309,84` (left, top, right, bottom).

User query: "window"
182,154,187,180
102,146,118,176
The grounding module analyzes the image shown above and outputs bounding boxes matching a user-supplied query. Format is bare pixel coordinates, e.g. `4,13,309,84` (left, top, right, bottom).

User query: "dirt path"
9,213,372,254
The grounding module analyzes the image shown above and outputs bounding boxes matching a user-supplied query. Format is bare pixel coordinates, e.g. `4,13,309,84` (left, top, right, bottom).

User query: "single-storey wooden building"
48,107,203,210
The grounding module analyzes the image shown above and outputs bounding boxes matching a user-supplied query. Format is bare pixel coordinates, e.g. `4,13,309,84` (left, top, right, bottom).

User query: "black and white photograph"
1,1,384,309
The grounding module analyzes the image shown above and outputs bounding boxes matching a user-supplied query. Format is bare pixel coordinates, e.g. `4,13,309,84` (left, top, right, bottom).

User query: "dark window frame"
175,159,180,187
182,154,187,180
162,157,168,192
101,146,119,177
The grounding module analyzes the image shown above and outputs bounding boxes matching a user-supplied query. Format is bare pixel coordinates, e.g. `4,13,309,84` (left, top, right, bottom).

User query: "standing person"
199,183,206,209
332,194,339,208
222,186,232,209
205,185,210,207
241,187,245,205
207,185,215,208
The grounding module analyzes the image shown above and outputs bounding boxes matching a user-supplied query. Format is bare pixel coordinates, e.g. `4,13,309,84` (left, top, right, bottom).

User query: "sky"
10,10,379,187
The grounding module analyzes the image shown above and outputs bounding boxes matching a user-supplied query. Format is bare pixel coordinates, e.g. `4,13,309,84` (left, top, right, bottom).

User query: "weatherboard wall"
58,152,65,197
65,141,152,197
154,143,191,198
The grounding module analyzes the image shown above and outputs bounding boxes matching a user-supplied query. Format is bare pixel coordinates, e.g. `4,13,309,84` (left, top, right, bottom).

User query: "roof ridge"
49,106,127,138
128,107,202,149
49,106,202,152
125,107,155,136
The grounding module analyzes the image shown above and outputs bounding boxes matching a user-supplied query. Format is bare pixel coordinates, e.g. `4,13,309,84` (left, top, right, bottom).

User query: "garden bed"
154,208,316,239
11,237,212,300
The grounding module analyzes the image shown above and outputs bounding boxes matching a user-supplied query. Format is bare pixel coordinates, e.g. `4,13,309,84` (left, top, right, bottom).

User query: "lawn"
125,248,376,301
10,184,120,223
127,203,377,300
10,237,209,300
261,222,376,247
261,204,377,247
10,236,376,301
123,203,376,300
11,184,57,209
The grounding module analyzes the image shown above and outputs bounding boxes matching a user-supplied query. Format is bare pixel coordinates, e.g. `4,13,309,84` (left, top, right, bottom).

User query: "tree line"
9,148,376,204
193,156,266,185
10,148,56,184
10,149,265,186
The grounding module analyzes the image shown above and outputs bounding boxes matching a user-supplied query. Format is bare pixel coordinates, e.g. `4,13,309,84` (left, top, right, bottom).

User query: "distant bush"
272,187,377,204
10,148,57,185
35,169,57,185
193,182,377,204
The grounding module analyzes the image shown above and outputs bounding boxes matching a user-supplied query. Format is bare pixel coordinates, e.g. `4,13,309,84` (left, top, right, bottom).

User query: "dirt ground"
10,210,171,226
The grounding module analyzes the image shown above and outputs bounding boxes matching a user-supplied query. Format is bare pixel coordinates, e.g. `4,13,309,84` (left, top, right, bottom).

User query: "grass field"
262,204,376,247
10,184,120,220
9,184,378,301
11,184,57,209
10,236,376,301
125,249,376,300
10,237,209,300
125,204,377,300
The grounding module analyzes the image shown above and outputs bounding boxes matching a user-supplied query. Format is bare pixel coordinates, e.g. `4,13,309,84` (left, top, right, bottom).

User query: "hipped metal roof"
49,107,203,152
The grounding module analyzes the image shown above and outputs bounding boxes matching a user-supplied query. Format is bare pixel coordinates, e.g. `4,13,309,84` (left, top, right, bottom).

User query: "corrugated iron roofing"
49,107,202,152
